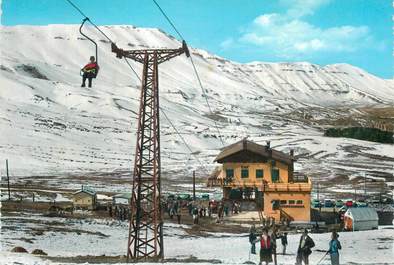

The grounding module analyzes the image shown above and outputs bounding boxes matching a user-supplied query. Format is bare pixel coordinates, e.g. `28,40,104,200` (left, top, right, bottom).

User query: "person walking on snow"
256,228,273,265
296,229,315,265
192,207,199,224
249,223,257,254
327,231,342,265
280,232,288,255
81,56,99,88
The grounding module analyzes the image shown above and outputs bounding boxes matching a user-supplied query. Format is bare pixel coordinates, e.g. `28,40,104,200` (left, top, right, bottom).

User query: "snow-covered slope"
0,25,393,192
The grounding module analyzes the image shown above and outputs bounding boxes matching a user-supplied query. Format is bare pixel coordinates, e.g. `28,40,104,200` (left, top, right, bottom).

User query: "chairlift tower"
111,41,189,261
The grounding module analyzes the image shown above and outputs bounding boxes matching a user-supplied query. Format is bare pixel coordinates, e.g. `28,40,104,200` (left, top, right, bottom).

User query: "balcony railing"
221,176,312,192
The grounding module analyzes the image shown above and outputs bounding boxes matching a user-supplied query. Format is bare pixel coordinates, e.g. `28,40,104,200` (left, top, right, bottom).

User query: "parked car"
356,200,368,207
345,200,354,207
166,194,175,200
201,194,210,200
324,199,335,208
177,193,192,201
335,200,344,207
311,199,322,208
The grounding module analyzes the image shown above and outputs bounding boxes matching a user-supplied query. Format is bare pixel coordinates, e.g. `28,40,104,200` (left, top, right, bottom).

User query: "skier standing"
328,231,342,265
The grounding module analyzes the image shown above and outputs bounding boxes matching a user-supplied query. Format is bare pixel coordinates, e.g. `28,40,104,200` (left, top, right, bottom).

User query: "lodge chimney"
242,137,247,149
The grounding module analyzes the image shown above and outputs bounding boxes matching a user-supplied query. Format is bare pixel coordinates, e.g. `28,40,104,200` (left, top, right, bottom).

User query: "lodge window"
241,167,249,178
289,200,295,205
280,200,287,205
256,169,264,178
296,200,303,205
271,168,280,182
272,200,280,210
226,169,234,178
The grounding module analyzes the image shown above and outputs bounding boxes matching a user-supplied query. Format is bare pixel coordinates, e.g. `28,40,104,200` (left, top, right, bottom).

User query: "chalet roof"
214,139,294,165
345,207,378,222
73,186,96,196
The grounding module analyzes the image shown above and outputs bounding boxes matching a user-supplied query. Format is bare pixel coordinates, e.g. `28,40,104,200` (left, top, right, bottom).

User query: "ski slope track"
0,25,393,194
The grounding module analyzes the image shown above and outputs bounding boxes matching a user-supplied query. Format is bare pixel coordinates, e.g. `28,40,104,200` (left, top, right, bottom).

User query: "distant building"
344,207,378,231
214,139,312,222
113,193,132,206
72,186,97,210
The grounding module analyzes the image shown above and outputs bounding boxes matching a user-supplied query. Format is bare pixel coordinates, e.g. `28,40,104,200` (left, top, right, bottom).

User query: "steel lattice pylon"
111,42,189,261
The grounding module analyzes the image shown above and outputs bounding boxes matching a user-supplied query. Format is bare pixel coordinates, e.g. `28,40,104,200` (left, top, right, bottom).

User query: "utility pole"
363,172,367,198
112,41,189,261
6,159,10,201
193,171,196,201
354,187,357,202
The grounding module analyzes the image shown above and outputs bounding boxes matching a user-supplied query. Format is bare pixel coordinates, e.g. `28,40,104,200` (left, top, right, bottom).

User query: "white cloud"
281,0,331,18
254,14,279,26
233,2,375,59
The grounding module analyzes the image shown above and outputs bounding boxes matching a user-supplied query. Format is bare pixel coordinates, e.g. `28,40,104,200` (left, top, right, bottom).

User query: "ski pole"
316,251,328,265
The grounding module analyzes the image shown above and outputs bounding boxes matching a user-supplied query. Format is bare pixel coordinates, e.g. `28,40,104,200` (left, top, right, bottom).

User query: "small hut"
72,186,97,210
344,207,378,231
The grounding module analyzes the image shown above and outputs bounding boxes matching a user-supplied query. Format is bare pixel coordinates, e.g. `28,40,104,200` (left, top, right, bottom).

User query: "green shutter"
271,168,279,182
256,169,264,178
226,169,234,178
241,168,249,178
272,200,280,210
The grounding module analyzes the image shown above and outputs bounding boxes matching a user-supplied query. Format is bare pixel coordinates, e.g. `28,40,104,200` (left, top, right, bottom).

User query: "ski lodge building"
72,186,97,210
214,139,312,222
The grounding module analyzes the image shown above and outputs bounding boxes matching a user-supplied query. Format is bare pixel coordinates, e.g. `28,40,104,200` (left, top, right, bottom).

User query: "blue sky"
1,0,392,78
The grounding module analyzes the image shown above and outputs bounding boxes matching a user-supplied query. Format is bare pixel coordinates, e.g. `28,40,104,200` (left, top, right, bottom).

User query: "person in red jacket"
258,228,273,265
81,56,99,88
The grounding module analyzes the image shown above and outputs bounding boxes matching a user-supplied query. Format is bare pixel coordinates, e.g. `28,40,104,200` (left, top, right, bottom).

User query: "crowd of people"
163,197,244,225
249,222,342,265
107,205,131,221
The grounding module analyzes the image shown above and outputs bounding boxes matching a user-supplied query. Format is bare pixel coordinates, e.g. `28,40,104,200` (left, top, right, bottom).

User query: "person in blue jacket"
328,231,342,265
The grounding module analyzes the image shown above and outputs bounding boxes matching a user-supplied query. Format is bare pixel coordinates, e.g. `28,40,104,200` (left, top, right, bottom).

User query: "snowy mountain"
0,24,393,194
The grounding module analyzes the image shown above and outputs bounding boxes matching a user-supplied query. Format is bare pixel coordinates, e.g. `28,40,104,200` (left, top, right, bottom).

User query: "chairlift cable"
65,0,112,43
124,55,210,175
151,0,225,146
189,55,225,146
64,0,211,175
152,0,184,41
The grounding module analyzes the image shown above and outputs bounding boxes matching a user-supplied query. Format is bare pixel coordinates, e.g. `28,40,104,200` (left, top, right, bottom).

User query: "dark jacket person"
296,229,315,265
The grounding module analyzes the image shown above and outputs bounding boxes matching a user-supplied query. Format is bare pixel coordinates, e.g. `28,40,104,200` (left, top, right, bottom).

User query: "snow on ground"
1,211,393,264
0,25,393,192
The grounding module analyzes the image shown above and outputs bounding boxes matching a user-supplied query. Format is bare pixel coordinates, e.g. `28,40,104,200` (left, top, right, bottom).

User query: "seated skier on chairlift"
81,56,99,88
